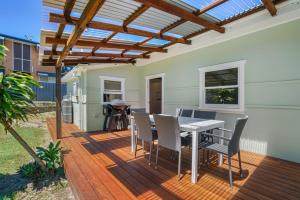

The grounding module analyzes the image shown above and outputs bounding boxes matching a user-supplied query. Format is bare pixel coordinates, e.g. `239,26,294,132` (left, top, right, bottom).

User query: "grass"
0,113,74,200
0,126,48,174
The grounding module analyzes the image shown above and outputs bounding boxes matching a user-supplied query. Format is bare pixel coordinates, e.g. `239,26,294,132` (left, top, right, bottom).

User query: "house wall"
85,66,142,131
138,19,300,163
77,19,300,163
2,38,55,80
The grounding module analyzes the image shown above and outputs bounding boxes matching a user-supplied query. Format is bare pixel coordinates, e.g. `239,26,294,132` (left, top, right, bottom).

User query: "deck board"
47,118,300,200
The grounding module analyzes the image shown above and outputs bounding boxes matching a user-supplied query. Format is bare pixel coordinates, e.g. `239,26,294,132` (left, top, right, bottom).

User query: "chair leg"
178,150,181,180
149,141,152,165
228,156,233,189
206,150,210,165
152,140,155,151
134,138,138,158
238,151,243,177
142,140,145,155
202,149,206,164
155,144,159,169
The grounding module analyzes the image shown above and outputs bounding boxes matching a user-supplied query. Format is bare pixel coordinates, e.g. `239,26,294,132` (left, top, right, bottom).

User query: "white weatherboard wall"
71,19,300,163
85,66,143,131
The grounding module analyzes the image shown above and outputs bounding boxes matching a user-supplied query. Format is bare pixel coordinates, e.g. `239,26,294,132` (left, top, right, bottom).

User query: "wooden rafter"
46,37,168,53
51,0,76,56
195,0,228,15
91,31,117,55
56,0,106,67
134,0,225,33
123,5,149,27
160,0,227,34
42,58,134,66
44,50,150,59
49,13,191,44
184,0,284,40
262,0,277,16
64,0,77,22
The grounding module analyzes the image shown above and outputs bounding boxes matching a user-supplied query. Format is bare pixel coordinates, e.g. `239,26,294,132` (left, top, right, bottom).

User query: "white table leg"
191,131,199,184
130,117,135,153
218,123,225,166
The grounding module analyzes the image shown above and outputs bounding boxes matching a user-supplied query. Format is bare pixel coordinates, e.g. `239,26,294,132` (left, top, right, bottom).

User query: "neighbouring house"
0,33,58,83
40,0,300,165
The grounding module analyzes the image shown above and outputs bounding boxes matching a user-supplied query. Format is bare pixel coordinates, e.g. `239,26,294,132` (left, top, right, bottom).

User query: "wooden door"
149,78,162,114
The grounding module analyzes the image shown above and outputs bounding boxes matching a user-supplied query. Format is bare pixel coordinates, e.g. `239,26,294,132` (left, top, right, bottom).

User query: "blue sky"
0,0,42,43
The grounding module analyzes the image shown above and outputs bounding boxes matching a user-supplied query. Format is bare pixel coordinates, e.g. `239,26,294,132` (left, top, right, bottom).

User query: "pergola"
40,0,282,138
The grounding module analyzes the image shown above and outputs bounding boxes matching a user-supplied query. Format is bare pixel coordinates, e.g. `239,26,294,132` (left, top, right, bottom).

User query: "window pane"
23,44,30,60
0,39,4,45
205,88,238,105
23,60,31,72
39,76,48,82
104,80,121,91
14,43,22,59
14,58,22,71
205,68,238,87
103,93,122,102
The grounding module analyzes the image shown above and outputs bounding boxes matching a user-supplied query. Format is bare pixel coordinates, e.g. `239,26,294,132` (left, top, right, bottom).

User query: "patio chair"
193,110,216,119
193,110,217,162
153,114,191,179
133,112,157,165
201,116,248,188
179,109,194,117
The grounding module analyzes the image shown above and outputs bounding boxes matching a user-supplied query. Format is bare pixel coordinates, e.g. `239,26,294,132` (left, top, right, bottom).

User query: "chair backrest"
133,112,153,142
193,110,216,119
228,116,248,156
175,108,182,117
180,109,193,117
153,114,181,151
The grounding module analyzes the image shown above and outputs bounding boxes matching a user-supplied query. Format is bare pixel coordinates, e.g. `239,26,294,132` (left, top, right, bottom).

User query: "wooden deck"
47,118,300,200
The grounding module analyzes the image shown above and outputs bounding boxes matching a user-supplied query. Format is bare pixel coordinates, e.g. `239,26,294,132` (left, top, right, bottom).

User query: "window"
100,76,125,104
39,76,49,83
199,60,246,112
13,42,31,73
39,75,56,83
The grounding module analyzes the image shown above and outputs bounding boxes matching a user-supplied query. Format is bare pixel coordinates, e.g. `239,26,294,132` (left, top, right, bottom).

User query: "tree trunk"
5,124,48,172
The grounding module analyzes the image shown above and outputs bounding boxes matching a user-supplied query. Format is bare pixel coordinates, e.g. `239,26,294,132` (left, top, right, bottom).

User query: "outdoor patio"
47,118,300,200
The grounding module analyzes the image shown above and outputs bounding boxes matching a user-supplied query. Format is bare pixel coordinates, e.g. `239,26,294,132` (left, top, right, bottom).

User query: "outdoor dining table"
130,115,225,184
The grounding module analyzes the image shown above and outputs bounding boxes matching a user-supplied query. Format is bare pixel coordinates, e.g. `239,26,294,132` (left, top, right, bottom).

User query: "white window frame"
199,60,246,113
12,41,32,73
99,75,125,104
39,75,49,83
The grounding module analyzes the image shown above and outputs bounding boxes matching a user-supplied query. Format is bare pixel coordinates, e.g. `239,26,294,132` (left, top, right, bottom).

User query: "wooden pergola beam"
262,0,277,16
52,0,76,56
43,58,134,66
195,0,228,15
49,13,191,44
56,0,105,67
184,0,284,40
134,0,225,33
123,5,149,27
46,37,168,53
64,0,77,22
160,0,227,34
44,50,150,59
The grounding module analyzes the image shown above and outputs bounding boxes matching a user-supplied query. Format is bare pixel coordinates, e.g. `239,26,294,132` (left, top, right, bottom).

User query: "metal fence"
31,82,67,101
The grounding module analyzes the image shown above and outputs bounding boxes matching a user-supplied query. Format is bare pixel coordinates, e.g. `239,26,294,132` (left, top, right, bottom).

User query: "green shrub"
37,141,62,172
19,162,45,179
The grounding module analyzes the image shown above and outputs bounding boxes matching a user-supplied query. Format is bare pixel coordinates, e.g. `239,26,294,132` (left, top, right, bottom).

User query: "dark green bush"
19,162,45,179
